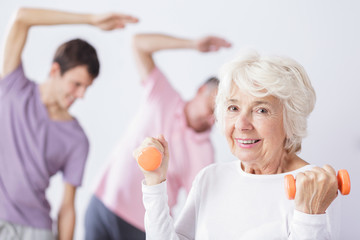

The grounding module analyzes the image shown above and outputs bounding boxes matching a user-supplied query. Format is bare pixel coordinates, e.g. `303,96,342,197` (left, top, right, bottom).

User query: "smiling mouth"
237,139,261,144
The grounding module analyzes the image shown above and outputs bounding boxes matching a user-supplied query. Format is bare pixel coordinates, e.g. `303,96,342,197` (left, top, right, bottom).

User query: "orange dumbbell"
285,169,351,200
137,147,163,171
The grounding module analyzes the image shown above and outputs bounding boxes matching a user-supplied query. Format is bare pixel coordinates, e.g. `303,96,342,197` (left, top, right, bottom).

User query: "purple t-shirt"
0,64,89,230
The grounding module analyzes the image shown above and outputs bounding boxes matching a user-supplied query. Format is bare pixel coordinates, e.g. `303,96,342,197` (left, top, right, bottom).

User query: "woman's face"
224,84,286,166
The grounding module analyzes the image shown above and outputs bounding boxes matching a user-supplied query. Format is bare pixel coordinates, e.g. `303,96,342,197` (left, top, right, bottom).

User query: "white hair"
215,50,316,153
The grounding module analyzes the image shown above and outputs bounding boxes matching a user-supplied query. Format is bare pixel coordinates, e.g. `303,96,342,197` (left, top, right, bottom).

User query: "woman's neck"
241,152,308,175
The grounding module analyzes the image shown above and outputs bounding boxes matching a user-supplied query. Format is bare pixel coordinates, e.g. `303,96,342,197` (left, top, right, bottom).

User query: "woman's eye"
256,108,268,114
227,105,238,111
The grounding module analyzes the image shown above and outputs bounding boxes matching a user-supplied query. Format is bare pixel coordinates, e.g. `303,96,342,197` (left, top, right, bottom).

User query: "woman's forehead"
227,84,280,105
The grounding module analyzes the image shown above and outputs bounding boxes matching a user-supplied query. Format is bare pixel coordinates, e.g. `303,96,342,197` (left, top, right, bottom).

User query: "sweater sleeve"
289,198,340,240
142,178,199,240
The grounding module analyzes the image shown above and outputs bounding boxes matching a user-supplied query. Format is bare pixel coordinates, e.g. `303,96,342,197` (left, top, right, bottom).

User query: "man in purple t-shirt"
0,7,138,240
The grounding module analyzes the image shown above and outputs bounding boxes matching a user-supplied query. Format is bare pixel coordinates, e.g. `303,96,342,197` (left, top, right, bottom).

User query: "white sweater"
142,161,340,240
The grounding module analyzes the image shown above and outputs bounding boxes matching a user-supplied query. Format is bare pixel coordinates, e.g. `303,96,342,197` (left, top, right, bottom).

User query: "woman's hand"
91,12,138,30
133,135,169,186
295,165,338,214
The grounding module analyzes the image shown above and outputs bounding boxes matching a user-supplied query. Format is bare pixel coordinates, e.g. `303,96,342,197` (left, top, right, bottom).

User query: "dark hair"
52,39,100,78
204,76,219,88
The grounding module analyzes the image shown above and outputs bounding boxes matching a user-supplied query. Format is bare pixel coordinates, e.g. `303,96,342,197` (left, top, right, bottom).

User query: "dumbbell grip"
137,147,163,171
285,169,351,200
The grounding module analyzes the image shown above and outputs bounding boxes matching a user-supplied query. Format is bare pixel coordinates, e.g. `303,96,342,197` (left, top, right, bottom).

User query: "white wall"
1,0,359,239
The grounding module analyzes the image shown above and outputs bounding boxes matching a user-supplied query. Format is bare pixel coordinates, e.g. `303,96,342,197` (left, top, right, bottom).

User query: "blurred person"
0,7,138,240
85,33,231,240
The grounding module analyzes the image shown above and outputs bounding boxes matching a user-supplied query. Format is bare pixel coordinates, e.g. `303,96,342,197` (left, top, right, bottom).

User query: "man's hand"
91,13,139,30
195,36,232,52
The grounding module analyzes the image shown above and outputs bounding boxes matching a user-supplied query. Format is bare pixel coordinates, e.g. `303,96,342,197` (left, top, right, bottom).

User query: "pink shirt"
95,67,214,231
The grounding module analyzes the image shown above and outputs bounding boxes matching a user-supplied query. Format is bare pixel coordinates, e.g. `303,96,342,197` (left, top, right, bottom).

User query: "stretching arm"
132,33,231,82
1,8,138,77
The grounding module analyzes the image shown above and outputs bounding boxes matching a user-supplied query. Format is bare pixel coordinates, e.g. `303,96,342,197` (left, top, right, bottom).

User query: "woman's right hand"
133,135,169,185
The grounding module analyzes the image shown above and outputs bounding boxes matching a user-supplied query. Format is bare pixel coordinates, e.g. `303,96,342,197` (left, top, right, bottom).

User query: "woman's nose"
234,113,253,131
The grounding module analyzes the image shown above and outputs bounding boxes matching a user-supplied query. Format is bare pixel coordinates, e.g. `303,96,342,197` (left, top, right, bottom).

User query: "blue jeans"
85,195,145,240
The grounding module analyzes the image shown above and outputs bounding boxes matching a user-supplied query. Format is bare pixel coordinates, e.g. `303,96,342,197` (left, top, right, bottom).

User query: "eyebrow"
253,101,272,106
226,99,272,106
226,99,238,104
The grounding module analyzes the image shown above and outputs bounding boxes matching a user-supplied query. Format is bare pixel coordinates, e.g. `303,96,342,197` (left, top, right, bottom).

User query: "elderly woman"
134,51,340,239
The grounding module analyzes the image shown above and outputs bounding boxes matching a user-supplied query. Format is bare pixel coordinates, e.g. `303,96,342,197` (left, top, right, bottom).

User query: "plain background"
0,0,359,239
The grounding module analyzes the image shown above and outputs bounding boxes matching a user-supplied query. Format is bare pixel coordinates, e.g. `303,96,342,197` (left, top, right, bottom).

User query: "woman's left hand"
294,165,338,214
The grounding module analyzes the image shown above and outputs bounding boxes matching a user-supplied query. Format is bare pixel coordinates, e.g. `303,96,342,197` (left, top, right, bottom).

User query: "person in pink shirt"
85,33,231,240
